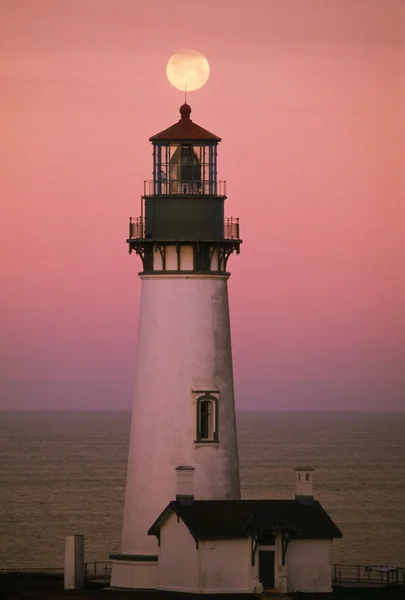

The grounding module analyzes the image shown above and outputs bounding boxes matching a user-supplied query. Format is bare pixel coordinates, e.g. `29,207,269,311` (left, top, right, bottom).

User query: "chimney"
175,466,195,504
294,466,314,505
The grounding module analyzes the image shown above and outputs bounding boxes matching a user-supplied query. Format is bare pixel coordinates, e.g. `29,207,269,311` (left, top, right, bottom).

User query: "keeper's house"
146,466,342,596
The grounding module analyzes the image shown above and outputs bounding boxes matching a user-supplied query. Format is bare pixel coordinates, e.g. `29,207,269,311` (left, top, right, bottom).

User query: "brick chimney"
295,466,314,505
175,466,195,504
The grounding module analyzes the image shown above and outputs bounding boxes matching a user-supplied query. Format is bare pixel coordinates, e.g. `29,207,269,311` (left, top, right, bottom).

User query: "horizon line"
0,408,404,414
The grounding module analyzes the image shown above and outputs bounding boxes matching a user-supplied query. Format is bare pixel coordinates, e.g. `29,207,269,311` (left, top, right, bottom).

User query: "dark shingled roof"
148,499,342,541
149,103,221,143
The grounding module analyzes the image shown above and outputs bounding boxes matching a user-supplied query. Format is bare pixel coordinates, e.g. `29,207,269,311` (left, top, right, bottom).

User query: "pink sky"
1,0,404,410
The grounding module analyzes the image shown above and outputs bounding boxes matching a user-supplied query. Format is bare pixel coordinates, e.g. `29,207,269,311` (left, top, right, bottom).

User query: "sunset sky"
1,0,404,411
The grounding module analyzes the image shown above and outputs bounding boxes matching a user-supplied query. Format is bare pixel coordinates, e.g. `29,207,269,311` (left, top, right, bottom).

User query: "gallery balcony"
128,216,240,241
143,180,227,197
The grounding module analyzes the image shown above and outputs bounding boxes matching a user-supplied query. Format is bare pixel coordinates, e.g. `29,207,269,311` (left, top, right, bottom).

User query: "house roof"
148,499,342,541
149,104,221,143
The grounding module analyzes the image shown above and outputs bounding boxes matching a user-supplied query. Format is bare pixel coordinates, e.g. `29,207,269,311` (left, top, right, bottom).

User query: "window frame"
195,392,219,443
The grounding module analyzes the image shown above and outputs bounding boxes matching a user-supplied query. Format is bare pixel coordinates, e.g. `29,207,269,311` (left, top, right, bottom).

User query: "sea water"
0,411,404,569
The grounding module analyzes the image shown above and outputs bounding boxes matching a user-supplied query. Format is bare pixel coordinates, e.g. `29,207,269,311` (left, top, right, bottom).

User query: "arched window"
196,394,218,442
200,400,211,439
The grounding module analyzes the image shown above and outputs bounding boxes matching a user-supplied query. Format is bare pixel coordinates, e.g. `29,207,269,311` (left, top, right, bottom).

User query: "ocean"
0,411,404,570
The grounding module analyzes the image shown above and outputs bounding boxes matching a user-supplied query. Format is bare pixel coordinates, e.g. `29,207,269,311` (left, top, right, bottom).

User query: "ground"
1,574,404,600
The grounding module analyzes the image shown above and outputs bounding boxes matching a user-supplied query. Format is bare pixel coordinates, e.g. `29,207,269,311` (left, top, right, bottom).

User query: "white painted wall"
199,538,251,593
165,245,178,270
157,514,252,594
110,559,158,590
210,248,219,271
180,245,194,270
286,539,333,593
157,513,200,592
112,273,240,589
295,467,314,498
153,247,163,271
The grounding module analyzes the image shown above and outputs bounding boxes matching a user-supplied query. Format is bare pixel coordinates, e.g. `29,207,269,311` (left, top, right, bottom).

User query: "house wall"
110,559,158,590
199,538,251,593
157,513,200,592
286,539,333,593
158,518,333,595
158,514,253,594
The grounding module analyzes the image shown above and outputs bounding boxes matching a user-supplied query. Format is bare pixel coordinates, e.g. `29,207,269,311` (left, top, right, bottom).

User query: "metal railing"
129,216,145,239
224,217,239,240
333,563,405,587
128,216,240,241
0,563,111,588
84,561,111,582
144,179,226,196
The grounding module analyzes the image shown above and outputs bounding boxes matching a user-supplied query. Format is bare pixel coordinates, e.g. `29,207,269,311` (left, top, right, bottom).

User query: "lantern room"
147,103,222,197
152,142,217,195
142,103,227,241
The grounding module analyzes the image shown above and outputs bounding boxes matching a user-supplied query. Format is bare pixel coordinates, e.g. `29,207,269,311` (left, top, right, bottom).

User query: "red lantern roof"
149,104,221,143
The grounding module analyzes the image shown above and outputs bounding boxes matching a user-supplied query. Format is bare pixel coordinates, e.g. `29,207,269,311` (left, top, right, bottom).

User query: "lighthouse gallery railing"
128,216,240,241
143,179,227,197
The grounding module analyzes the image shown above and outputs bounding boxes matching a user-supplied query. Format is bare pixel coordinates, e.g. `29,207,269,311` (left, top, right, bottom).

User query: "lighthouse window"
196,394,218,443
200,401,211,439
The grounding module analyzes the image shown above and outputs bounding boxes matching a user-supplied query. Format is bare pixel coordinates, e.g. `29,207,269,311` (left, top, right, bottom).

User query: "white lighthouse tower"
110,103,242,589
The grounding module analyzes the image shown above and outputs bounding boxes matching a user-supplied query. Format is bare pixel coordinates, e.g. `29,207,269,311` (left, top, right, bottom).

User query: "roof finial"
179,102,191,119
184,81,187,105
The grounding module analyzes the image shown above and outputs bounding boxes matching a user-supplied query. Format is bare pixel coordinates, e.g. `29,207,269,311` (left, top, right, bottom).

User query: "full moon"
166,49,210,92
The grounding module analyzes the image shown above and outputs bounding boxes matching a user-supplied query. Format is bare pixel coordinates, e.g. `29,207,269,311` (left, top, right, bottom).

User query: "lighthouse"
110,103,242,589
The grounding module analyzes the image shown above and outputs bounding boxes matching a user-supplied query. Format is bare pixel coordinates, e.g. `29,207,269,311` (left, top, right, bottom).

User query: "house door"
259,550,275,588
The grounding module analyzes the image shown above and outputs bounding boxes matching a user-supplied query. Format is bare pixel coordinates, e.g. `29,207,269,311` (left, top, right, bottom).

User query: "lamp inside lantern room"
169,145,201,193
153,141,218,196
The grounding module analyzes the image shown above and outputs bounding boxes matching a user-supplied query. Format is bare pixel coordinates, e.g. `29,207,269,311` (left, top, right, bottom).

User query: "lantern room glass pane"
154,144,170,194
153,142,217,195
